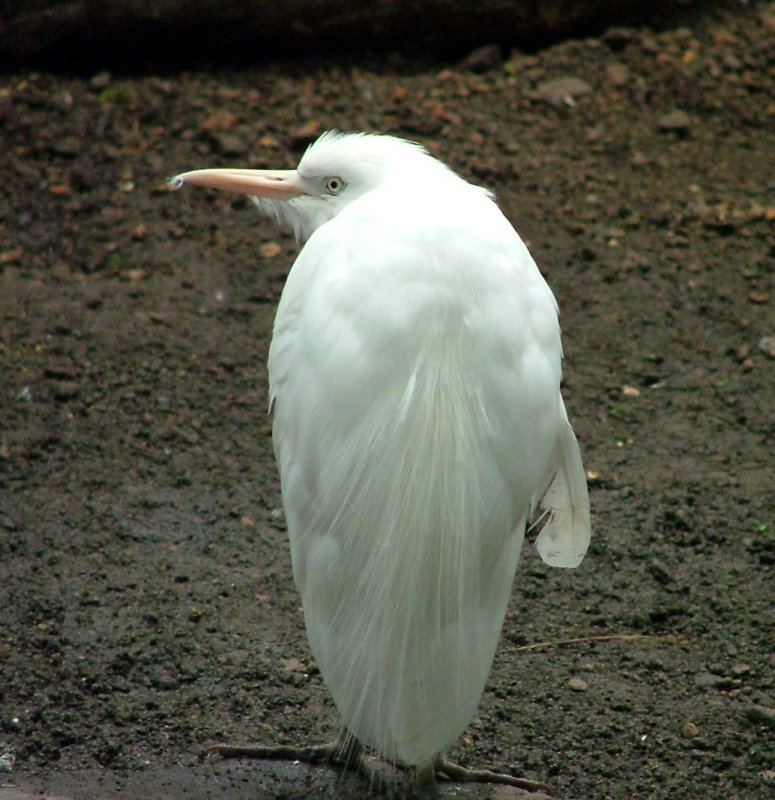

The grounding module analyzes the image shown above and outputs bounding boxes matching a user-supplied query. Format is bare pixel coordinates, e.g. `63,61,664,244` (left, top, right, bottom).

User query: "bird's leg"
207,728,382,784
406,761,435,791
434,755,553,796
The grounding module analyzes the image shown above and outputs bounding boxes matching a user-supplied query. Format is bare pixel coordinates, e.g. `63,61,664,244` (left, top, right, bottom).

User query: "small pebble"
51,136,82,157
647,560,672,584
290,121,322,149
746,705,775,729
531,77,592,109
281,657,306,674
212,133,247,156
606,63,630,86
53,382,80,401
658,110,692,134
459,44,502,73
89,70,112,90
601,28,635,51
260,241,282,258
694,671,733,689
758,336,775,357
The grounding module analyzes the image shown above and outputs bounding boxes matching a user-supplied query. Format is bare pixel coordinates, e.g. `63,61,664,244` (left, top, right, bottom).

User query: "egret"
172,131,591,792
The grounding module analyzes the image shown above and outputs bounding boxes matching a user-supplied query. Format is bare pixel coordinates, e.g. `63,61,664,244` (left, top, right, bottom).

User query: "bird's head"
171,130,477,241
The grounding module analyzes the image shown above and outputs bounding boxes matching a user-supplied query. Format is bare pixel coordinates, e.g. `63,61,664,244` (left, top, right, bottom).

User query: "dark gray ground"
1,5,773,799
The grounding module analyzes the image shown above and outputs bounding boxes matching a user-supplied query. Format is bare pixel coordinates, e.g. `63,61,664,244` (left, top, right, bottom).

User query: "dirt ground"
1,5,773,800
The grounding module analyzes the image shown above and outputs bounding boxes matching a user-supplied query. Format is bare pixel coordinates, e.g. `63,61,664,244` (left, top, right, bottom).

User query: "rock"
722,53,742,71
567,676,588,691
211,132,248,156
602,27,636,52
606,62,630,86
657,110,692,134
52,382,80,401
530,77,592,109
459,44,502,72
280,657,306,674
259,242,282,258
694,671,734,689
0,747,16,772
89,70,113,90
758,336,775,357
746,705,775,729
647,560,672,584
49,137,82,157
202,109,236,132
290,120,322,150
681,721,700,738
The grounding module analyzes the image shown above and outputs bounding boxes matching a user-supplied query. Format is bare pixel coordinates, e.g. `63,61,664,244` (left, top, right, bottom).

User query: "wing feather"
535,403,592,568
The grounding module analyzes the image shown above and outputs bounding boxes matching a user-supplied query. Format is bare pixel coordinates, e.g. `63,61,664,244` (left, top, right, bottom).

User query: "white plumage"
173,131,591,781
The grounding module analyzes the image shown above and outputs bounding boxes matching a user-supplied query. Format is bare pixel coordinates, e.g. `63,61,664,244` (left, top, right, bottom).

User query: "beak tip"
166,168,301,198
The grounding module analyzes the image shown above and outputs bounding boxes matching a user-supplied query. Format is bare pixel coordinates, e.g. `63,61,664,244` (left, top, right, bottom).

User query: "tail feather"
535,407,591,569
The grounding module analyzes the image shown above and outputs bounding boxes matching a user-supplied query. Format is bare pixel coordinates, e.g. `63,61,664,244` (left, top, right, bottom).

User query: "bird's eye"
325,177,344,195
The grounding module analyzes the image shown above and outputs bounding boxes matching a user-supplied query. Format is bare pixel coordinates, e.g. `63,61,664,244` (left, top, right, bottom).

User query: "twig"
503,633,686,653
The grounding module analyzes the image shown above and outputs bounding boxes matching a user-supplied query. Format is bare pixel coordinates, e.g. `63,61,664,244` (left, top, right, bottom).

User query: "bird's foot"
433,755,552,796
206,730,383,785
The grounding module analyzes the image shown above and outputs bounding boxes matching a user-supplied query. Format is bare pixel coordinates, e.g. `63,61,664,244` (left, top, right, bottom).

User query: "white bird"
172,131,591,792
